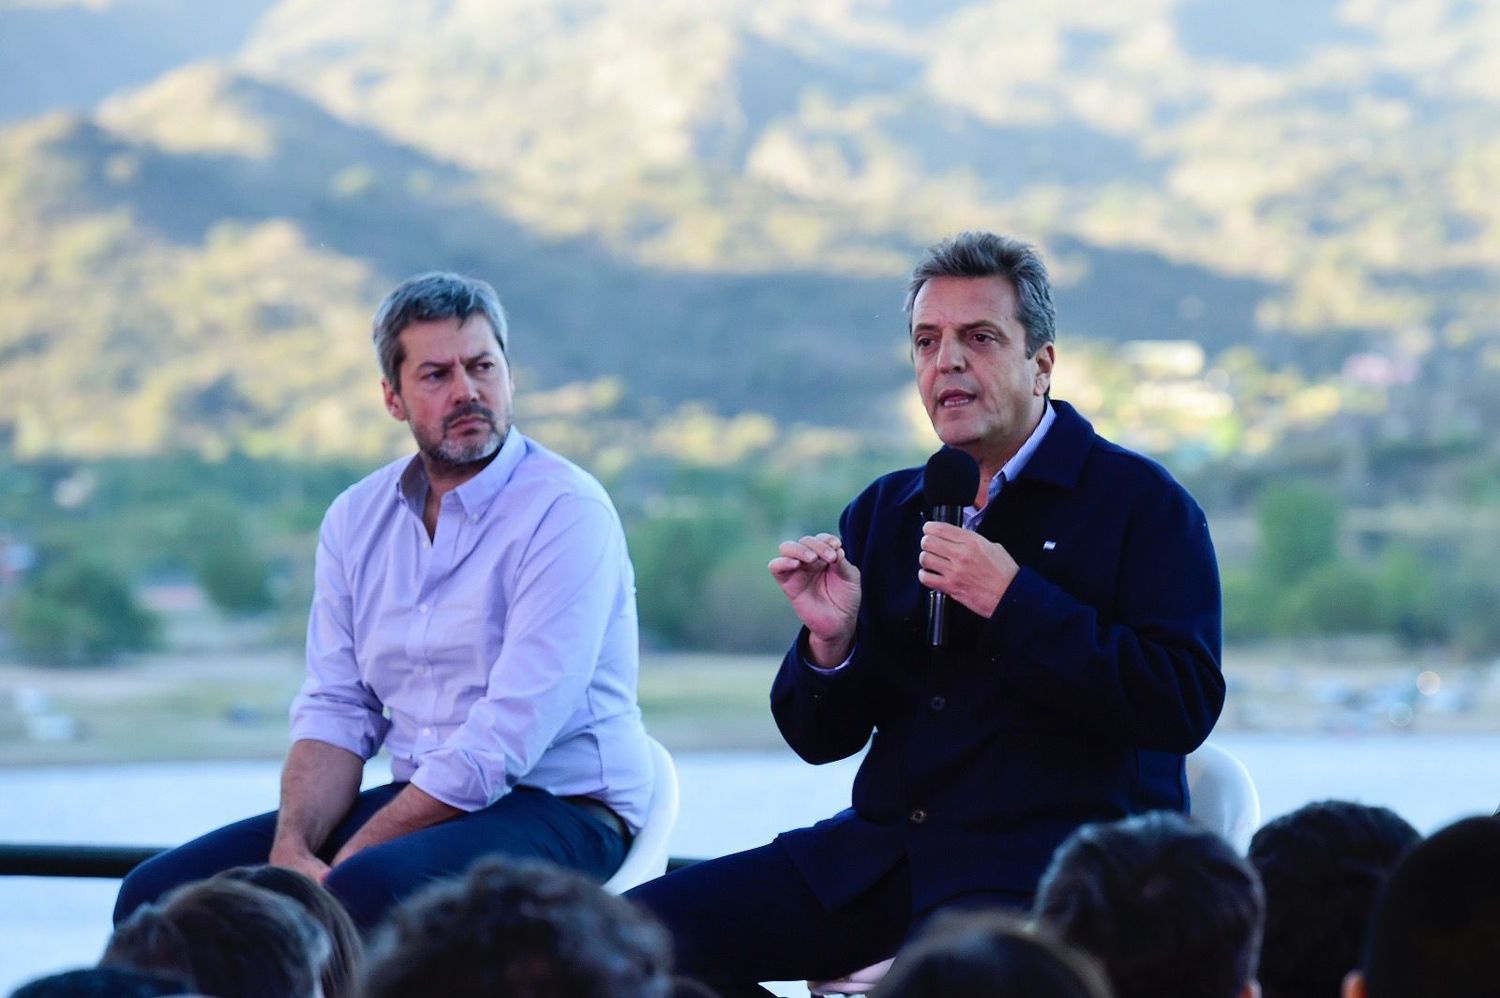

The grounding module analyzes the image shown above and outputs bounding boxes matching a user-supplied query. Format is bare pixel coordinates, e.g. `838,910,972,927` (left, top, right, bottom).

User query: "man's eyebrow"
911,319,1005,334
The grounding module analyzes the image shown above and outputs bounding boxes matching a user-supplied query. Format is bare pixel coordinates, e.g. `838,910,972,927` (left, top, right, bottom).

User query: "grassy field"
2,641,1497,766
0,650,789,765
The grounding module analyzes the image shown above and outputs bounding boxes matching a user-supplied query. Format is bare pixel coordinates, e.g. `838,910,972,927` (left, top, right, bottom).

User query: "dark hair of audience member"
1248,800,1419,998
868,909,1113,998
8,965,190,998
101,877,330,998
216,864,363,998
1034,810,1265,998
360,856,673,998
1354,815,1500,998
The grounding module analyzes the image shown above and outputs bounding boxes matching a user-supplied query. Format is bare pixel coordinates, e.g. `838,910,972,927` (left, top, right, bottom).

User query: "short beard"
416,403,505,474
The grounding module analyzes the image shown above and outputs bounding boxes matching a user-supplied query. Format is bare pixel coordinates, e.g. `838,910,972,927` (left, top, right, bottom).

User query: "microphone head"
923,447,980,509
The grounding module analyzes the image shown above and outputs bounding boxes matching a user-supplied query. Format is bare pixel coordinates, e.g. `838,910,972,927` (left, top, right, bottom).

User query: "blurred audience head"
101,877,329,998
869,909,1112,998
360,856,672,998
216,864,363,998
1034,810,1265,998
1249,800,1419,998
1346,815,1500,998
9,966,189,998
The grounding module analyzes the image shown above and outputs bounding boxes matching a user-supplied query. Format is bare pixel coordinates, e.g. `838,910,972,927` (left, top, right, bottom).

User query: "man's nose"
935,335,966,371
453,369,480,401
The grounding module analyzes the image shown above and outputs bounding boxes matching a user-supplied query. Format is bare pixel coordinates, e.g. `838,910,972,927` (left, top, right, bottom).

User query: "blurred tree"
1375,544,1446,648
3,556,158,665
687,539,800,653
1254,481,1339,587
1271,561,1382,637
628,506,749,647
178,494,273,615
1220,565,1273,642
1436,552,1500,657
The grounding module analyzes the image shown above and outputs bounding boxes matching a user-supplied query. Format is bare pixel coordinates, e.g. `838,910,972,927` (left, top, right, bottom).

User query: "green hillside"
4,0,1500,655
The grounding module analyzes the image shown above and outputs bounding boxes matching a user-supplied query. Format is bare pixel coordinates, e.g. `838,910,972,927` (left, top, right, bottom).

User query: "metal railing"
0,844,161,879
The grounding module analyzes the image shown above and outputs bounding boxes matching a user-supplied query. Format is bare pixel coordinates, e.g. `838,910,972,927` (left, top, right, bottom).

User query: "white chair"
602,736,680,894
807,740,1261,996
1184,740,1261,854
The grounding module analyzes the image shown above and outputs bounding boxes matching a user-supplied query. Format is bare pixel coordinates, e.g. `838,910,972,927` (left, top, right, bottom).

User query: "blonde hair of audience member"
869,909,1113,998
101,878,330,998
215,865,363,998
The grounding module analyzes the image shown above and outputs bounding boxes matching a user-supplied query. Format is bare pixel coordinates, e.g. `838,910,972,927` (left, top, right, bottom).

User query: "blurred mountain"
0,0,277,123
1,0,1497,468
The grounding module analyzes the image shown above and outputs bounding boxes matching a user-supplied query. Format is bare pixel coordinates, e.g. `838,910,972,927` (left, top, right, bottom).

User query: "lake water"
3,732,1498,994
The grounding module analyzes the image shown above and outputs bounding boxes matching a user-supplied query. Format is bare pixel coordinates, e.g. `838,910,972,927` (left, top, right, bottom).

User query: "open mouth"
936,390,975,409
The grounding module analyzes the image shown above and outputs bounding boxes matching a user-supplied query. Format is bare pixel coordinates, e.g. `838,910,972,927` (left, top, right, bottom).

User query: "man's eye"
971,331,995,344
472,361,495,373
914,337,934,350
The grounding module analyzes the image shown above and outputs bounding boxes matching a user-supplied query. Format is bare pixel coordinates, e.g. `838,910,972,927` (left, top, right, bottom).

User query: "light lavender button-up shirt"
290,428,651,831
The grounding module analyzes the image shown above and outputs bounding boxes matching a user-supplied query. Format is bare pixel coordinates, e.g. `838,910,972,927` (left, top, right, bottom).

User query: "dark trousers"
626,840,1029,998
113,783,627,932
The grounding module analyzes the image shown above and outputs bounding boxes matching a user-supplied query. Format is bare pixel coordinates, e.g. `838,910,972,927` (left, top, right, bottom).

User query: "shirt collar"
997,399,1055,486
900,399,1084,510
395,427,527,520
962,401,1054,525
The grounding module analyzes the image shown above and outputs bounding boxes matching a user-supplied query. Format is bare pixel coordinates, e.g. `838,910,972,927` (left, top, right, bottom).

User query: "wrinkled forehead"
909,275,1024,332
398,314,506,365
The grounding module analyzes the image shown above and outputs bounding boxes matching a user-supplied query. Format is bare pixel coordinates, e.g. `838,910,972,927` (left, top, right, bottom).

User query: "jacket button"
929,696,946,711
909,808,927,824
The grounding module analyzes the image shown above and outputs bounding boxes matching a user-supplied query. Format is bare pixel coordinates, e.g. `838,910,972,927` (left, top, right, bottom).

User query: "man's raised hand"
769,532,861,667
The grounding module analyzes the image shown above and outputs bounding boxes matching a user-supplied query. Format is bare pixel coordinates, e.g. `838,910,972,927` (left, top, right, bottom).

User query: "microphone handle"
926,504,965,646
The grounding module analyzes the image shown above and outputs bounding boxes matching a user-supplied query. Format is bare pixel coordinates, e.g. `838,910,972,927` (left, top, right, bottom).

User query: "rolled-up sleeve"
289,496,390,759
410,495,623,811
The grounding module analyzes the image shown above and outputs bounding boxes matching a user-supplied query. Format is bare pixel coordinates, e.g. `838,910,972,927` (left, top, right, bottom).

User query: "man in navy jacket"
629,231,1224,997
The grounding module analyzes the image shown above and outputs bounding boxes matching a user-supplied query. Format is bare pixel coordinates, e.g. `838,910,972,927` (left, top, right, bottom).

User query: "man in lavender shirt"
115,272,652,930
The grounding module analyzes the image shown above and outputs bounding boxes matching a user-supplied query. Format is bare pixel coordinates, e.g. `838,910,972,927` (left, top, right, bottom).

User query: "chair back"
601,735,680,894
1185,740,1261,853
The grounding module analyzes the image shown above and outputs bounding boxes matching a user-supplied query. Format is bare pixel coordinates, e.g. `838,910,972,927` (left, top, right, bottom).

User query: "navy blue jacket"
771,400,1224,914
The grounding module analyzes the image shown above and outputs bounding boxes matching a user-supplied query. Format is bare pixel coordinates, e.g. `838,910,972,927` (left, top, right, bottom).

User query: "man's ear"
1342,970,1367,998
382,378,406,421
1032,342,1055,396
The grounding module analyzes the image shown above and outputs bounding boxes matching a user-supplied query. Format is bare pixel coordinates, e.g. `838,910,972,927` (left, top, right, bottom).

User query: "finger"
917,567,949,591
798,534,843,562
917,549,945,572
768,556,806,579
922,521,965,540
778,540,822,564
920,531,962,559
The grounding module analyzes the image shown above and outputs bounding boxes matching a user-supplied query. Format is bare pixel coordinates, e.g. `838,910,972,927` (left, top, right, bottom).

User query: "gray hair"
904,231,1055,356
372,272,509,390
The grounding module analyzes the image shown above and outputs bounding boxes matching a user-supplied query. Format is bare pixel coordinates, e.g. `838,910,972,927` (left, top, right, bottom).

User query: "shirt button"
469,514,478,524
929,696,946,711
421,727,431,736
909,808,927,824
418,603,429,614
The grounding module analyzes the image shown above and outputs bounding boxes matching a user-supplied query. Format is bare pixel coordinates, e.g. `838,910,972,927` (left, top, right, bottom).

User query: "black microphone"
923,447,980,647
